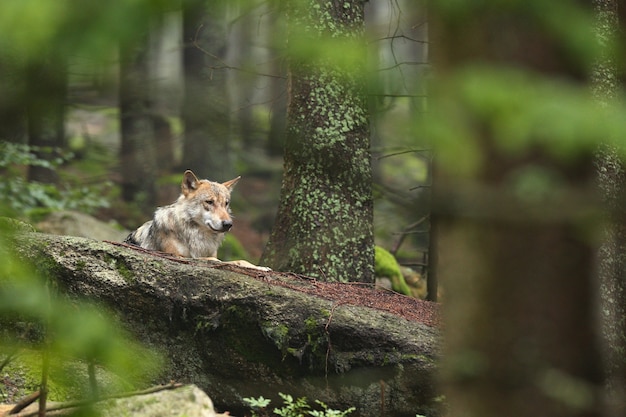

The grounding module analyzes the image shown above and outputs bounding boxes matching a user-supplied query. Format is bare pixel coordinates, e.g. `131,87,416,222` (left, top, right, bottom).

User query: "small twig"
323,301,347,378
376,61,429,72
9,391,40,415
390,215,429,255
0,349,18,372
380,380,386,417
192,24,285,80
11,383,184,417
88,360,98,400
368,34,428,45
39,283,52,417
317,267,328,281
377,148,430,160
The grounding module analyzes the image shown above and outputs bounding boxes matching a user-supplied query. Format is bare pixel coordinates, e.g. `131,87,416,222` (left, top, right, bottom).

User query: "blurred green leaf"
424,66,626,176
0,220,161,399
0,0,168,63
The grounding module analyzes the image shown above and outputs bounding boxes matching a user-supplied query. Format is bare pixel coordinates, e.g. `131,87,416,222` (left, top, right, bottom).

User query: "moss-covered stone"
11,232,441,417
375,246,411,296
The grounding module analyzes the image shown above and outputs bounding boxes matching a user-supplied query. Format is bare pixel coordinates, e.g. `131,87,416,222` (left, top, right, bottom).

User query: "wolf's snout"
222,220,233,231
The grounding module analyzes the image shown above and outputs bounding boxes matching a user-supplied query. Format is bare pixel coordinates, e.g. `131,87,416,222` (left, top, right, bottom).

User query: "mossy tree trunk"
261,0,374,283
433,3,604,417
593,1,626,415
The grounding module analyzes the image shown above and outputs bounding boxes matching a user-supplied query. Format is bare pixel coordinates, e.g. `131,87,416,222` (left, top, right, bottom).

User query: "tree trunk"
593,1,626,416
266,60,287,156
119,33,158,210
181,0,232,179
266,10,288,157
261,0,374,283
0,49,28,144
433,4,604,417
26,53,67,184
13,231,440,417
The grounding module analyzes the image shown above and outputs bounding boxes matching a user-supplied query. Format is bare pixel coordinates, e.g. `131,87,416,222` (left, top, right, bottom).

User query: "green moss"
375,246,411,296
261,322,290,352
32,251,65,281
75,259,87,271
0,350,90,402
302,314,330,362
304,315,319,331
219,234,249,261
104,254,135,283
0,217,36,233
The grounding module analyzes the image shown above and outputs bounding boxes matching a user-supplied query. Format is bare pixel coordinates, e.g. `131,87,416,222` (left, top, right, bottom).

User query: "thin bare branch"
192,24,286,80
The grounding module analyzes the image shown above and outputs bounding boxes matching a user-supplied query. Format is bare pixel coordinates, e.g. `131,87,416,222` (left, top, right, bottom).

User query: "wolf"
125,170,269,271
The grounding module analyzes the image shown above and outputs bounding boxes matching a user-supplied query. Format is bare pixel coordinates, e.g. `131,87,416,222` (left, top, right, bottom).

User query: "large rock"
36,210,129,242
1,385,220,417
14,232,441,417
99,385,219,417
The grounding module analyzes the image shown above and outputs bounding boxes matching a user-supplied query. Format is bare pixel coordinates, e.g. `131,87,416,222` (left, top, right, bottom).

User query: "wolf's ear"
222,176,241,191
182,170,200,194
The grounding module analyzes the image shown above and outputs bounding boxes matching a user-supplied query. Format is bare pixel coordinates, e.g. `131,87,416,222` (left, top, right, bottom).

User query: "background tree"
593,1,626,415
261,0,374,282
181,0,233,179
26,52,67,184
266,51,288,156
430,1,605,416
119,31,158,210
364,0,434,296
0,47,27,144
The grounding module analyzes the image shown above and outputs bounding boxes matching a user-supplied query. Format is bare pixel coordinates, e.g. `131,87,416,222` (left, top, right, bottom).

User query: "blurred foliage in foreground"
0,216,161,404
423,65,626,177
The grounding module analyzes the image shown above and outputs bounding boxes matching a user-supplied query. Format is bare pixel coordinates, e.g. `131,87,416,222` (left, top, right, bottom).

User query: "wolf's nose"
222,220,233,231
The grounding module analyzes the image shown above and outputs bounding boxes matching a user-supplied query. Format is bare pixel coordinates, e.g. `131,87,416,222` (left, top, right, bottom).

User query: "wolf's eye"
225,200,230,207
205,200,214,206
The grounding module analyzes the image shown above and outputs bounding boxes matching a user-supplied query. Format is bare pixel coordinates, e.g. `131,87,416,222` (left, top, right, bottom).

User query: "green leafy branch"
0,141,111,217
0,222,161,415
244,393,356,417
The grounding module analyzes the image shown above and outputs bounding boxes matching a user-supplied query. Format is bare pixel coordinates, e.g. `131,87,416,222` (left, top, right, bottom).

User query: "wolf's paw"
203,257,272,272
227,259,272,272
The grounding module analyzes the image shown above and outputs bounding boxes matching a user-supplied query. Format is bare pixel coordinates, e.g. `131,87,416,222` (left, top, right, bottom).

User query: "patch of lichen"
102,253,135,283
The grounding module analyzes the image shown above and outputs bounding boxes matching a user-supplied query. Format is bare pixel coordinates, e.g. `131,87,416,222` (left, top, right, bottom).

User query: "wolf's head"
180,170,240,233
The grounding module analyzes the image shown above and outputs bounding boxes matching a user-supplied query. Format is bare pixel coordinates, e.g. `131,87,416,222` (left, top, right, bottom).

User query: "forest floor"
213,260,441,327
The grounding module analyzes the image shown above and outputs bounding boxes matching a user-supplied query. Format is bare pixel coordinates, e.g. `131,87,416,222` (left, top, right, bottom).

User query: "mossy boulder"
375,246,411,296
11,233,440,417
